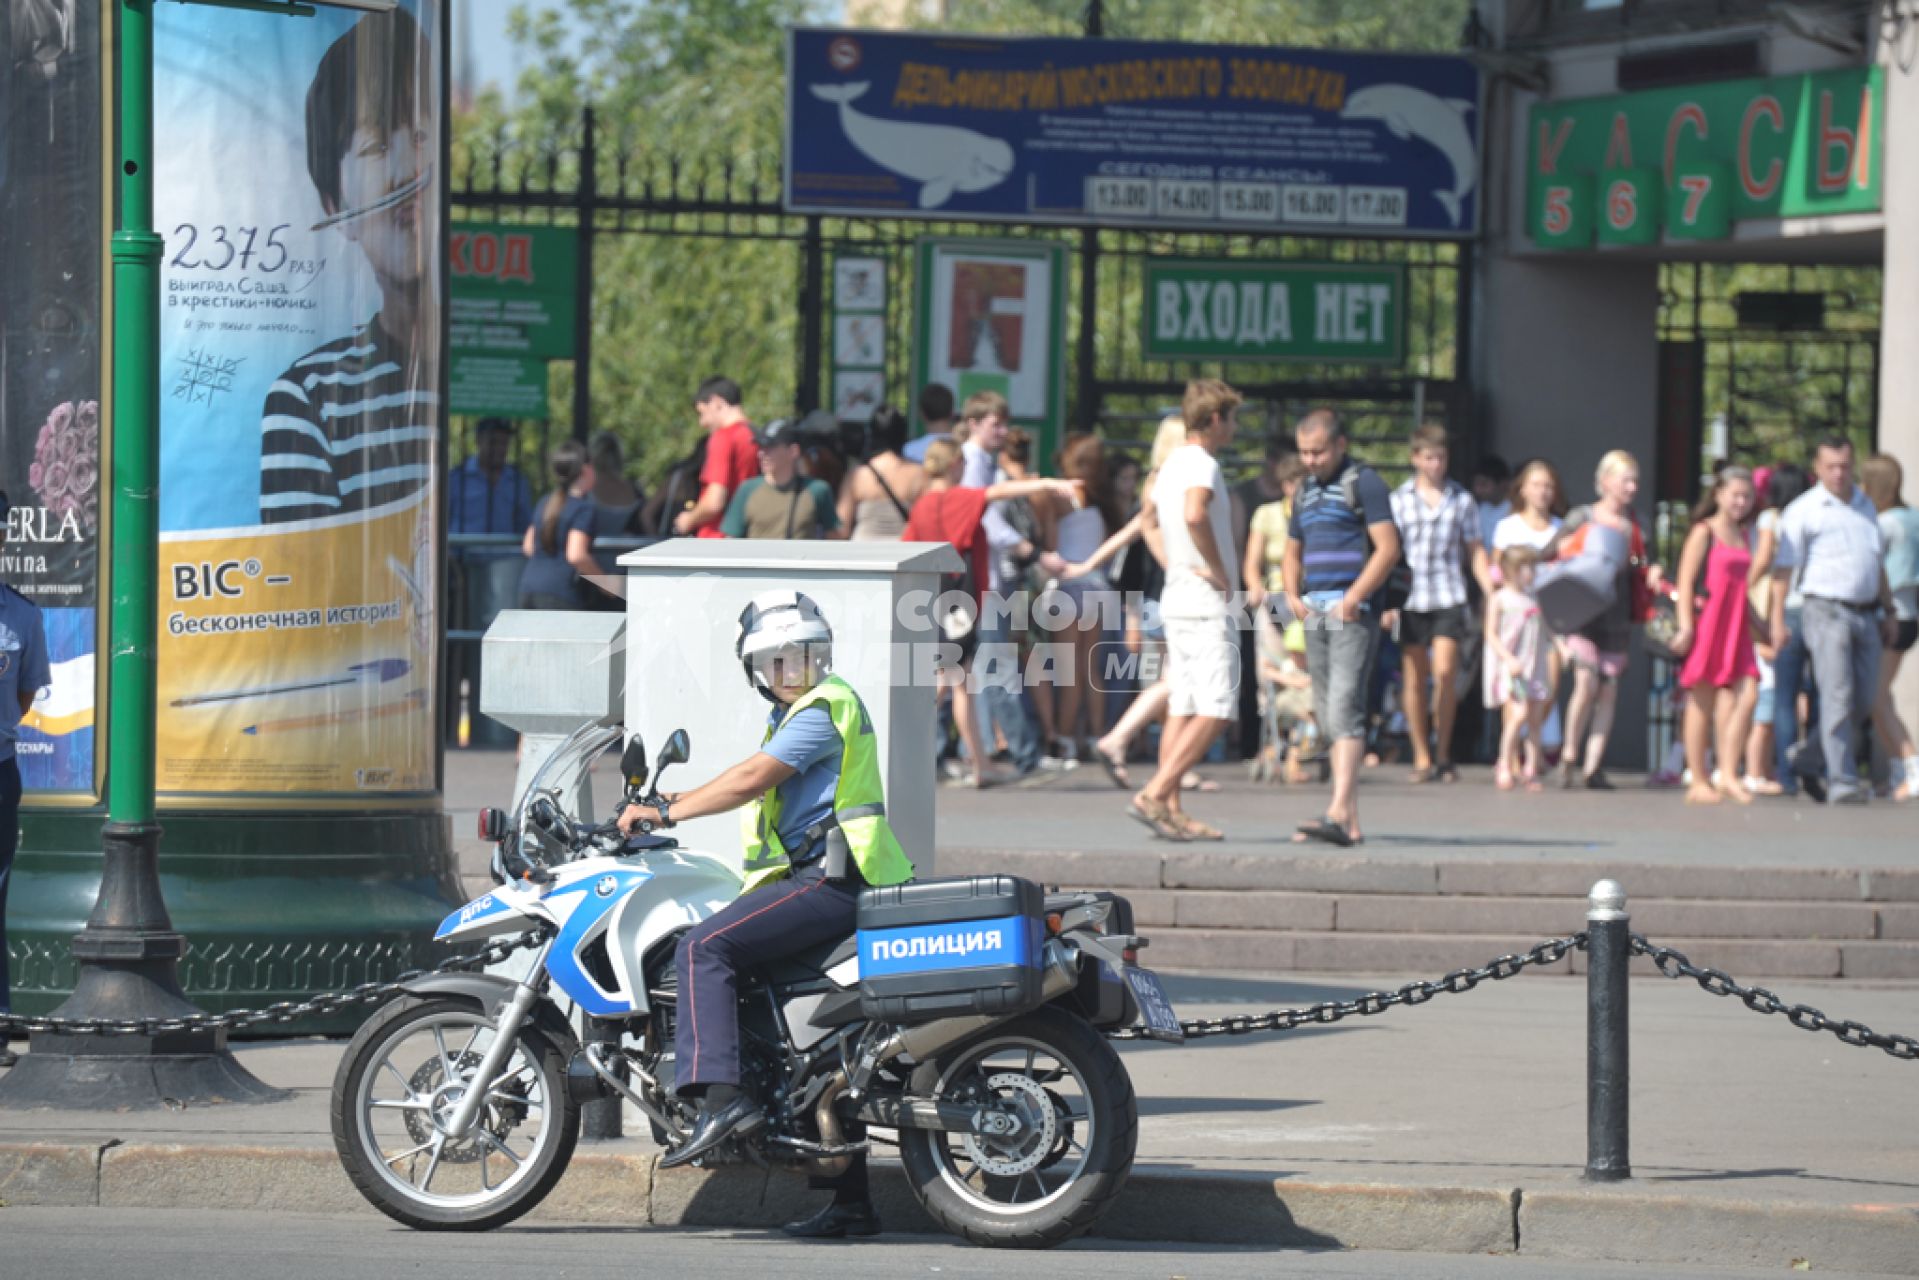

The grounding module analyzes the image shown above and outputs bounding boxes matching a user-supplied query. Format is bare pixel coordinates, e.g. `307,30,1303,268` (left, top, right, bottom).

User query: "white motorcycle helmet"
736,590,833,703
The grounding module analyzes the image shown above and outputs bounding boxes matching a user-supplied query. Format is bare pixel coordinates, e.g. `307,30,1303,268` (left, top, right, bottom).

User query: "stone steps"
938,847,1919,979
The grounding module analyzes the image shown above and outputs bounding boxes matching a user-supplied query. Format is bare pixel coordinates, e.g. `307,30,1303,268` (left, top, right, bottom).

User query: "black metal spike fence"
446,106,1476,478
4,879,1915,1176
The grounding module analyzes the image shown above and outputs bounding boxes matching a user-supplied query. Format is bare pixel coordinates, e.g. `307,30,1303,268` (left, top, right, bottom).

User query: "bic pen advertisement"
153,0,443,795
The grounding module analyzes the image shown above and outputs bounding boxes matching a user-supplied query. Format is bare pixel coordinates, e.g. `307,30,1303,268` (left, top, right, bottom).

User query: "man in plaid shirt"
1388,424,1494,782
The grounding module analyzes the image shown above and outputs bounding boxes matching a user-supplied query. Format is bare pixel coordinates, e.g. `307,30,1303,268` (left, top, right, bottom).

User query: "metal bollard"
581,1018,625,1141
1585,879,1631,1181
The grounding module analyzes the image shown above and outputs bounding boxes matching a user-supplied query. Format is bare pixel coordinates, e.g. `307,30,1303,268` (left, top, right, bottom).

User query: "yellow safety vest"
740,675,915,893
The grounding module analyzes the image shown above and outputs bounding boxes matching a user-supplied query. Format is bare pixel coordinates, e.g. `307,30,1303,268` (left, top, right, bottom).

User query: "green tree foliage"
456,0,1474,485
933,0,1469,50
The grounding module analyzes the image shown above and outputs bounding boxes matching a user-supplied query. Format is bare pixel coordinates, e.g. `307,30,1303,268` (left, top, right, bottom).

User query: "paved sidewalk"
3,969,1916,1272
442,748,1919,891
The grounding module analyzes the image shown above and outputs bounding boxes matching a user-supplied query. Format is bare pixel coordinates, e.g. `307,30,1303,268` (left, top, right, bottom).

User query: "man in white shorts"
1128,379,1241,841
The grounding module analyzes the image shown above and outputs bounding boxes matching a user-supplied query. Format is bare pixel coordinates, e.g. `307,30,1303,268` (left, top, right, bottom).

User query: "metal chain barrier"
0,931,544,1039
9,924,1915,1062
1631,934,1919,1063
1106,933,1588,1041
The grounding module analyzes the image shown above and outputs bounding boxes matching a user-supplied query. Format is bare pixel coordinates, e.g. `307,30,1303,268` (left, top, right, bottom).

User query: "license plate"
1122,966,1185,1043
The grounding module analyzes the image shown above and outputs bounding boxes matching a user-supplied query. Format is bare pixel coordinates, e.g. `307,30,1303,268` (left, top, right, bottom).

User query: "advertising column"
155,2,441,791
7,0,463,1023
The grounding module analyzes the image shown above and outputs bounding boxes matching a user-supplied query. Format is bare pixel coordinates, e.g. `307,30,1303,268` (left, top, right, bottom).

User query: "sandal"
1174,813,1225,841
1126,796,1189,841
1091,741,1131,790
1293,818,1357,847
1436,762,1460,784
1408,766,1436,784
1181,771,1222,793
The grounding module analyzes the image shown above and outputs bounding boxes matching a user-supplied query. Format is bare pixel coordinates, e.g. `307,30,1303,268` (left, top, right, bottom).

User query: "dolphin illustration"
811,82,1016,210
1342,85,1477,227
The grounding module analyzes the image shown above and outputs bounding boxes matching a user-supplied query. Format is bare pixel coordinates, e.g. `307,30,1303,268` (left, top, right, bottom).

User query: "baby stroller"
1248,606,1325,785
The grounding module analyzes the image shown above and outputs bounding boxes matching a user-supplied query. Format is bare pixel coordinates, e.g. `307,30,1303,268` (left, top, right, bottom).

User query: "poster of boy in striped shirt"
259,6,437,524
149,1,442,795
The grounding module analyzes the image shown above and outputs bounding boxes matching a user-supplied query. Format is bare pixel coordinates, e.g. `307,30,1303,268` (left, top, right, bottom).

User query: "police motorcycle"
330,720,1186,1248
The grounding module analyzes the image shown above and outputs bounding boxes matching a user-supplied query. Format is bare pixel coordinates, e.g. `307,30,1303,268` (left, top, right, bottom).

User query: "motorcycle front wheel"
898,1005,1138,1249
331,995,580,1231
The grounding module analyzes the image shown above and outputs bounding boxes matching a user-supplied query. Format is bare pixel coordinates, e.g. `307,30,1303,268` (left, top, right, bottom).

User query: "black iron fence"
448,108,1470,480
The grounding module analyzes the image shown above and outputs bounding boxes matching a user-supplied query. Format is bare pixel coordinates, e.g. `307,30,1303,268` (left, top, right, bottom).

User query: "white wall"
1876,10,1919,732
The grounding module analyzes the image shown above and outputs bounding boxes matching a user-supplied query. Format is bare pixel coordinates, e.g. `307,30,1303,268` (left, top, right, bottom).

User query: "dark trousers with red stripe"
674,865,859,1094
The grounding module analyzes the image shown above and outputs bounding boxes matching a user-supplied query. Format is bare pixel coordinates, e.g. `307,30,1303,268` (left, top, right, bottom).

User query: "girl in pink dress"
1485,546,1554,790
1672,466,1761,805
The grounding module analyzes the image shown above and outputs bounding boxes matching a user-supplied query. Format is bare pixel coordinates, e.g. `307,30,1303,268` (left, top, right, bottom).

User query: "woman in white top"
1491,458,1567,558
1490,459,1569,759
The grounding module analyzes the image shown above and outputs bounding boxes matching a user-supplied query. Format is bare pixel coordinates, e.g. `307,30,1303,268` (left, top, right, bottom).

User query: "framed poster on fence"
912,239,1065,465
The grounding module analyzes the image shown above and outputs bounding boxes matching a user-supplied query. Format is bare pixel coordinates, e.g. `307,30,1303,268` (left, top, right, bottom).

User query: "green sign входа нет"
1527,65,1882,249
450,222,578,417
1142,261,1405,364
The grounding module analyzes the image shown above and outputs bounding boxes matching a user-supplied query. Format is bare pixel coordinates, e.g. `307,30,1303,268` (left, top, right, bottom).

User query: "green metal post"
0,0,281,1109
109,0,161,829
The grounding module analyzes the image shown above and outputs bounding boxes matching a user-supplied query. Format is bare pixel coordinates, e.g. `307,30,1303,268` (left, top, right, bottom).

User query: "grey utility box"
481,609,627,818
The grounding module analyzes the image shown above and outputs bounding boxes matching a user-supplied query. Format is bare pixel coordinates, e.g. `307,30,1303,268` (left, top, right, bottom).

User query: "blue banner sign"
786,27,1481,238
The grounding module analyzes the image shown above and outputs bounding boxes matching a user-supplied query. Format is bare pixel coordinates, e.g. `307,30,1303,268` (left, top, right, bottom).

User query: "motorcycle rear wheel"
331,996,580,1231
898,1006,1137,1249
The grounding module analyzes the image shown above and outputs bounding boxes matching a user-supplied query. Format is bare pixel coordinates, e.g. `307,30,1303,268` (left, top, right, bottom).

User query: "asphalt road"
0,1208,1880,1280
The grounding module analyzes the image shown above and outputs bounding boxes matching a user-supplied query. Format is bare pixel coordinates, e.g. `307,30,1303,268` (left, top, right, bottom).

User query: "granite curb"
2,1141,1912,1274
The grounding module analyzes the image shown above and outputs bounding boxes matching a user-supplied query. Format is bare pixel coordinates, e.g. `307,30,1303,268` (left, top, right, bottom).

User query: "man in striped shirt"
1387,424,1493,783
1283,409,1400,847
259,8,436,525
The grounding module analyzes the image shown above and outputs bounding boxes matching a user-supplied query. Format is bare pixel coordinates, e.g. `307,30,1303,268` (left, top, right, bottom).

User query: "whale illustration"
811,82,1016,210
1342,85,1477,227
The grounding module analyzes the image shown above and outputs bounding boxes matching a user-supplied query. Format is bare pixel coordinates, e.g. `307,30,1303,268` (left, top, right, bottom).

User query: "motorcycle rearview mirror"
656,729,689,772
620,735,649,798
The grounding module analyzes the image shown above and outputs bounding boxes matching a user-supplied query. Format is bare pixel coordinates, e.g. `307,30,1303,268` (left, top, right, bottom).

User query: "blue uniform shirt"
0,585,51,763
760,703,843,850
448,457,534,537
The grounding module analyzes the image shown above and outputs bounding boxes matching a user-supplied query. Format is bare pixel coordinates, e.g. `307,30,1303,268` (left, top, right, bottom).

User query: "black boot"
660,1090,764,1169
783,1199,880,1239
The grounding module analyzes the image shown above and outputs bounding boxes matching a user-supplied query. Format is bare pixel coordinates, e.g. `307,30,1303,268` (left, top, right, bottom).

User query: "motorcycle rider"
616,590,911,1238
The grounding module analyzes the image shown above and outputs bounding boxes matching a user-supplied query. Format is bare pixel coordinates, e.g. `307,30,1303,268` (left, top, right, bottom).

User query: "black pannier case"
856,875,1047,1022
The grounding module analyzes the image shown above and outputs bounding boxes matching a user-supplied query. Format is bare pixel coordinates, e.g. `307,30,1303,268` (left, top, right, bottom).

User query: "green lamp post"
0,0,405,1110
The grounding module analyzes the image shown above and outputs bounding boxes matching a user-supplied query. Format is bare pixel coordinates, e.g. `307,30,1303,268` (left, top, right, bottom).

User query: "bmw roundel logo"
595,876,619,898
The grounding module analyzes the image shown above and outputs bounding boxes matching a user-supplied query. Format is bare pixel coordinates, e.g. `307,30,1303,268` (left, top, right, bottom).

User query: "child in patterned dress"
1485,546,1554,790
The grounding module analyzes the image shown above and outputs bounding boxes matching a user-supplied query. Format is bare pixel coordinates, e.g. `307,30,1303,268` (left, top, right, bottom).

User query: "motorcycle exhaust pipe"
877,940,1079,1065
807,1070,854,1178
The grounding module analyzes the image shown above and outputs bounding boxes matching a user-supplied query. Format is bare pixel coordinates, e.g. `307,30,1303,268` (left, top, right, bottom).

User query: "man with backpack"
1283,409,1402,846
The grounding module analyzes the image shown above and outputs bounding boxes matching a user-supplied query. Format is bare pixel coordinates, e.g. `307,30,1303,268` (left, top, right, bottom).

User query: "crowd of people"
449,371,1919,841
